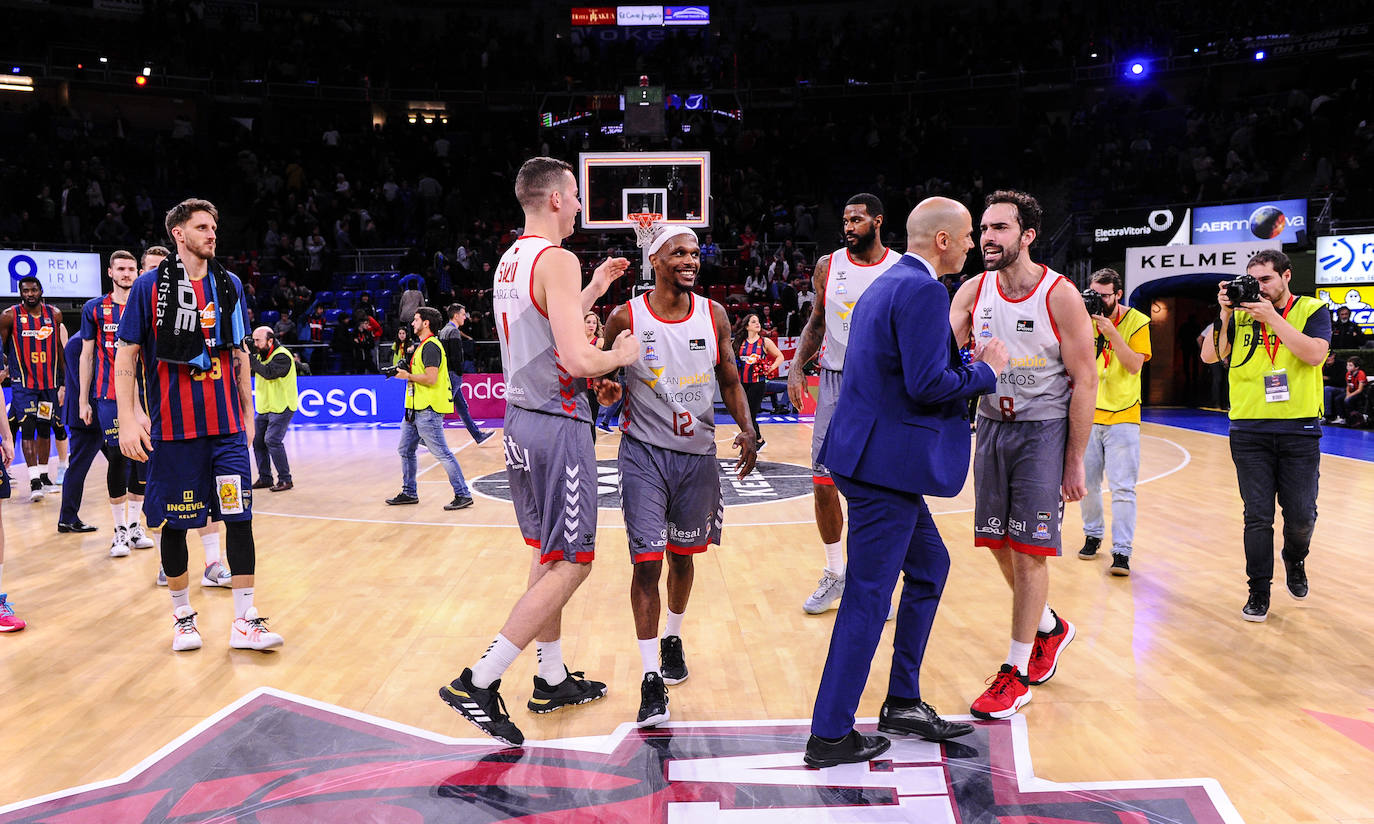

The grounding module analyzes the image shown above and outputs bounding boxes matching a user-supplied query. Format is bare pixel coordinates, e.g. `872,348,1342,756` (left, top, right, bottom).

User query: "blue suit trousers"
811,472,951,739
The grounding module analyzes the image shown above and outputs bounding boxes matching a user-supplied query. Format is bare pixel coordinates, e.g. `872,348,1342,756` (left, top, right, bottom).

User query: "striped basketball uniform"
8,303,62,425
812,247,900,480
970,265,1073,555
117,269,252,528
618,291,723,562
81,293,133,447
494,235,598,564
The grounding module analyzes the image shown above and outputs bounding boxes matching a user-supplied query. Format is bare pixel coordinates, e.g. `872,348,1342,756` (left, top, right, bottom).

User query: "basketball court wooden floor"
0,417,1370,822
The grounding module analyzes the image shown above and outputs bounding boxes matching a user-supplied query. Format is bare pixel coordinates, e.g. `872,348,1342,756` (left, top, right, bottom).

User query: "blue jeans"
398,408,470,497
1228,428,1320,594
448,373,484,438
1080,423,1140,556
253,410,294,483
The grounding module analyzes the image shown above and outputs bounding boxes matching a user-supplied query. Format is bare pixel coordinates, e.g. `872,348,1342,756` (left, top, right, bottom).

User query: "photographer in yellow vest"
385,306,473,511
1077,269,1151,577
249,327,298,492
1201,249,1330,623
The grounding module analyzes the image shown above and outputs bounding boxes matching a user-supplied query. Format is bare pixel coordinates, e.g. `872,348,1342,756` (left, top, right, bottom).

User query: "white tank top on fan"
622,291,719,455
972,264,1072,422
819,247,900,372
493,235,590,421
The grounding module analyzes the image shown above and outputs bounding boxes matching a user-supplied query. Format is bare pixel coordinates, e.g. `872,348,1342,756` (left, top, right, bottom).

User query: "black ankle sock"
885,695,922,710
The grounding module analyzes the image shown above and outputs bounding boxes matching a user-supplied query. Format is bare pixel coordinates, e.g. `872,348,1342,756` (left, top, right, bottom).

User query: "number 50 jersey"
622,291,718,455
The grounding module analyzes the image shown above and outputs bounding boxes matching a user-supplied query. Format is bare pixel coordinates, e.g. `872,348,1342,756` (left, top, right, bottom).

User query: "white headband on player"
646,225,698,257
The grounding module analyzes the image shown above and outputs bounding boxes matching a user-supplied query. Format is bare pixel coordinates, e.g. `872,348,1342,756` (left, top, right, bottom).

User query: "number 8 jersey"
972,265,1072,422
622,291,718,455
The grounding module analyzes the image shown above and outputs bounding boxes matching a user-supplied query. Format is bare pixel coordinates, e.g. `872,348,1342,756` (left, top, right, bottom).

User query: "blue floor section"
1144,408,1374,462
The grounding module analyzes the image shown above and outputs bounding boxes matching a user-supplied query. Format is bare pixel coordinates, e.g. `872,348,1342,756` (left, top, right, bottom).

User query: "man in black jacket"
439,304,493,445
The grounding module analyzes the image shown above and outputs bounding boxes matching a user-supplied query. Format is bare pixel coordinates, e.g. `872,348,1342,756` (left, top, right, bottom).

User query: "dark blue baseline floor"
1143,407,1374,462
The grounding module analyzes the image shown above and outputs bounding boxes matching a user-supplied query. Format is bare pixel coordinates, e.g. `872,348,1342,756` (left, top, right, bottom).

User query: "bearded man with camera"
1077,269,1151,576
1201,249,1331,623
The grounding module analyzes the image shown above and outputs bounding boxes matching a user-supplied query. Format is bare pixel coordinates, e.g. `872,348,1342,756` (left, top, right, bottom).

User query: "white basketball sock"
232,587,254,619
1038,604,1057,634
202,531,222,565
536,640,565,685
127,500,141,529
471,633,521,689
639,637,660,675
1007,640,1033,675
111,503,128,529
170,588,190,611
823,541,845,576
663,609,685,638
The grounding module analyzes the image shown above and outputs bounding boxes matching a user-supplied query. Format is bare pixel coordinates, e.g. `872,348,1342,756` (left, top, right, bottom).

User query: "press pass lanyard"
1260,296,1296,366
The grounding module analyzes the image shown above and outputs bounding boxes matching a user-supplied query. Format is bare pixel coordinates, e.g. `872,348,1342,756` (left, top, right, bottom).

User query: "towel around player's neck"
153,252,244,372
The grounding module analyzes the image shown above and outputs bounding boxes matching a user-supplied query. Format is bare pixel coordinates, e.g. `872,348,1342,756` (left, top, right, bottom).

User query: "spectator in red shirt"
1330,356,1367,425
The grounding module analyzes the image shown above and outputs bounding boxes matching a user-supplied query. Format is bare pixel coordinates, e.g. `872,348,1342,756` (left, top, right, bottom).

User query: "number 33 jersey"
622,291,718,455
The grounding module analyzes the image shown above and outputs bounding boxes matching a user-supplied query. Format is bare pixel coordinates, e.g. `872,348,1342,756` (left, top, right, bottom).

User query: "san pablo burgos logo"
473,459,814,509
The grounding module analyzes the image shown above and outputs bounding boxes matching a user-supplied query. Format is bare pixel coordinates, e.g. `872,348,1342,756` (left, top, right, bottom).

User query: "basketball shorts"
973,417,1067,556
0,464,9,500
97,399,122,449
810,368,842,483
144,433,252,529
12,387,57,425
618,434,723,563
504,404,598,565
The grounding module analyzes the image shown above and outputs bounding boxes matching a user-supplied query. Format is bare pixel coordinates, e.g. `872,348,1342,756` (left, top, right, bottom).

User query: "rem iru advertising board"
1,250,104,298
1191,198,1308,245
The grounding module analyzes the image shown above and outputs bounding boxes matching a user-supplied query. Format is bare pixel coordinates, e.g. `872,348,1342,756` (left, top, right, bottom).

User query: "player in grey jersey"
601,223,758,728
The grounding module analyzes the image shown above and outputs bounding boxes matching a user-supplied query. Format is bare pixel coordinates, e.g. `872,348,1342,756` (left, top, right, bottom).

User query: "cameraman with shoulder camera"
385,307,473,512
1201,249,1330,623
1077,269,1151,576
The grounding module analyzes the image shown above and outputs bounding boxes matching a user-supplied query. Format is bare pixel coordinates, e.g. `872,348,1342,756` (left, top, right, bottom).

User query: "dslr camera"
380,363,401,377
1081,287,1108,318
1225,274,1261,306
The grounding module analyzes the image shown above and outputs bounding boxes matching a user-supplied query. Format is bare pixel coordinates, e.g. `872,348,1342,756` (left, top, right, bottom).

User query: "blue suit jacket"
817,255,995,498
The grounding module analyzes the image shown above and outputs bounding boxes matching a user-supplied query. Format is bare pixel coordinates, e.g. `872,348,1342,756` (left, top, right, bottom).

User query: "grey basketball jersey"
622,291,718,455
493,235,590,422
972,265,1073,421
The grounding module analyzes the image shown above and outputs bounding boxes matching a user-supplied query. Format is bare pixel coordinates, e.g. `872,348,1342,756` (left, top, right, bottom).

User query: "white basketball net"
629,212,663,249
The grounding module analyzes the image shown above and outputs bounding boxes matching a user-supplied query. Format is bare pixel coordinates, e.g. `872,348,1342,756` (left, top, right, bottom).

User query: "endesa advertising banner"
1,250,104,298
279,375,509,425
1191,198,1308,245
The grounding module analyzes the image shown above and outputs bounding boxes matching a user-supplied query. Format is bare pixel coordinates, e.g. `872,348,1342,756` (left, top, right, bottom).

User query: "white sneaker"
202,562,232,587
230,607,283,651
54,466,67,485
887,600,897,621
109,526,131,558
127,524,155,549
803,570,845,614
29,483,43,502
172,606,202,651
1332,417,1346,425
156,567,167,587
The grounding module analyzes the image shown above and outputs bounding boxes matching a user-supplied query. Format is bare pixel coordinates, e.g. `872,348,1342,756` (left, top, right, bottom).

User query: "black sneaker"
1242,592,1269,623
386,492,420,505
474,430,495,445
660,635,688,685
444,495,474,511
1109,553,1130,576
526,667,608,714
636,672,669,728
38,473,55,489
439,668,524,747
1078,535,1101,559
1283,556,1308,600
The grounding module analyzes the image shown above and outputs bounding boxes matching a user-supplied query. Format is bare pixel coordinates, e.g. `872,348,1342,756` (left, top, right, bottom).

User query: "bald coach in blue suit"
804,197,1009,768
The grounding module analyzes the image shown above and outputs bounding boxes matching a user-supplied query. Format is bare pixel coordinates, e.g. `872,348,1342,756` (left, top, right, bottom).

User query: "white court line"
257,430,1193,528
414,438,474,476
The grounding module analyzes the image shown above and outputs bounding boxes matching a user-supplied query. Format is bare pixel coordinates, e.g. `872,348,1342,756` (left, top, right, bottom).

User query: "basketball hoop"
629,212,663,249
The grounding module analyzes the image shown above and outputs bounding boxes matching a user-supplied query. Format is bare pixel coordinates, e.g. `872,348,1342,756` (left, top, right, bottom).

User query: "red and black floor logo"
0,689,1242,823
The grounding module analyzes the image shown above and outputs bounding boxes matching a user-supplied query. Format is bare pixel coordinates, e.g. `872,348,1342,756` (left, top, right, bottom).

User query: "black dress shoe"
57,519,99,534
877,701,973,741
1283,555,1308,600
803,730,891,768
386,492,420,506
252,478,273,489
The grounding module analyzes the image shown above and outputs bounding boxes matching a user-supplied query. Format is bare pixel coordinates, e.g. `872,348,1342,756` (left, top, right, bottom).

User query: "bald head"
252,325,275,351
905,197,974,276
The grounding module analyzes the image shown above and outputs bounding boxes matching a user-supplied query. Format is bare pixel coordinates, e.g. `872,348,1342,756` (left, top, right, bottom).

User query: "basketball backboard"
579,152,710,230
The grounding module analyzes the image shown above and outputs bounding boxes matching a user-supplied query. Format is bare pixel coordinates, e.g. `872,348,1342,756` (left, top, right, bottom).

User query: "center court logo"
473,459,815,509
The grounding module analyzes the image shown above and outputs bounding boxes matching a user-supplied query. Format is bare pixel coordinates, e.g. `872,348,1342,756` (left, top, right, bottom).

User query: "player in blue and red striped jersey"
79,250,158,557
116,197,282,654
0,275,68,502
